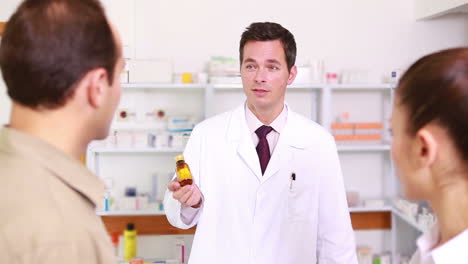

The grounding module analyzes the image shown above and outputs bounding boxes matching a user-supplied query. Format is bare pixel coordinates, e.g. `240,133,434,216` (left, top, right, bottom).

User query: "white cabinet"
88,83,398,213
87,82,431,263
415,0,468,20
87,83,205,216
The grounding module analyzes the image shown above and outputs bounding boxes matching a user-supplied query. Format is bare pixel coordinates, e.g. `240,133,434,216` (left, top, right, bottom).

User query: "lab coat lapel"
237,139,263,181
227,104,263,180
262,138,293,181
262,109,307,182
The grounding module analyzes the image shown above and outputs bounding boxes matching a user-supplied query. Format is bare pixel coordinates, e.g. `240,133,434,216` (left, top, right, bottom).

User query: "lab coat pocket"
287,179,306,220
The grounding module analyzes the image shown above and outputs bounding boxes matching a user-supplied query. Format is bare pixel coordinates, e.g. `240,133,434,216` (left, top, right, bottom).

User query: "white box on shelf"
118,197,137,210
136,195,149,210
294,66,312,84
169,131,191,149
357,247,373,264
120,71,129,83
167,116,195,132
346,191,360,207
133,131,148,148
209,75,242,84
115,131,133,148
129,59,173,83
154,132,170,149
122,45,133,59
363,199,385,208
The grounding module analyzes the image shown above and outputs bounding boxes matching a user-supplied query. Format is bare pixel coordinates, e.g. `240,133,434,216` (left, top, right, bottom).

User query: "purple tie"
255,125,273,175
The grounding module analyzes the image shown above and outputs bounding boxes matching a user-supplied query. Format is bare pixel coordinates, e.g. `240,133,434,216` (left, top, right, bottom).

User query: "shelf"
111,122,167,131
415,0,468,20
212,83,323,90
289,84,324,90
121,83,206,89
98,206,427,234
99,207,404,233
211,83,242,89
100,209,392,234
392,208,426,233
97,209,165,216
98,206,391,216
337,144,391,152
118,83,393,91
349,206,392,213
330,84,394,91
101,214,196,235
89,147,184,153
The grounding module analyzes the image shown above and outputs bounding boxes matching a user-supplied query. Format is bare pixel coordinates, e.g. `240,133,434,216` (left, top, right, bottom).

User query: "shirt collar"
417,223,468,262
0,126,105,207
432,227,468,262
245,103,288,135
417,224,441,257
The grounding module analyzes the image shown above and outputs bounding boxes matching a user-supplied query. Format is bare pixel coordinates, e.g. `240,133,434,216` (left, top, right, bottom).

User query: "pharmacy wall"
103,0,468,76
1,0,468,125
0,0,468,263
1,0,468,123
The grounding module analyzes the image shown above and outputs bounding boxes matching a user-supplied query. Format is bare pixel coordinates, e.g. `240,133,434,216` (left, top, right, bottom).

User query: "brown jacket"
0,127,115,264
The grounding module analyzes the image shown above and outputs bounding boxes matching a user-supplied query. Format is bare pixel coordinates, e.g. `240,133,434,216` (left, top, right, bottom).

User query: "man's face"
241,40,296,114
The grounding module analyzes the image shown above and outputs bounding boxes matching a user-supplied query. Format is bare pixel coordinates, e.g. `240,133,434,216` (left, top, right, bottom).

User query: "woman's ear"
86,68,109,108
415,127,438,168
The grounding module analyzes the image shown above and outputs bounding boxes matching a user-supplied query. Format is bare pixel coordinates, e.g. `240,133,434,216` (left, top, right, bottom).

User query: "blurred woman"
391,48,468,263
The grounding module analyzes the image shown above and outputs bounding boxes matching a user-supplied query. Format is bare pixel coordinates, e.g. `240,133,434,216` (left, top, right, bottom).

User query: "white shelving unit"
111,123,165,131
329,83,394,91
89,147,184,154
97,209,165,216
337,144,391,152
96,206,427,234
98,206,392,215
392,208,426,233
87,82,426,264
415,0,468,20
349,206,392,213
210,83,323,90
122,83,206,90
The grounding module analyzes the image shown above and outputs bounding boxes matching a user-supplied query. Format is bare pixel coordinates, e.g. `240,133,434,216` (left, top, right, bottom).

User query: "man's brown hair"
0,0,118,109
239,22,296,72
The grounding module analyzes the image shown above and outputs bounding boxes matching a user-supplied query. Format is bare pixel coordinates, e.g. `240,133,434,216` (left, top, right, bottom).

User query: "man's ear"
287,65,297,85
86,68,109,108
415,127,438,168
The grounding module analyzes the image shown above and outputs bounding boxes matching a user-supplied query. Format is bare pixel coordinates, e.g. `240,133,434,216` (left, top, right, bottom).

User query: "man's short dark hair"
0,0,118,109
239,22,296,72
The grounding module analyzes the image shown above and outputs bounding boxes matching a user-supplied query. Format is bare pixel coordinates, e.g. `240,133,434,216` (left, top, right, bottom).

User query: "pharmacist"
164,22,356,264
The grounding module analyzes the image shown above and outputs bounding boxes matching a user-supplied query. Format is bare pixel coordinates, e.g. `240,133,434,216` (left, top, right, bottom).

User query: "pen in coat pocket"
290,172,296,190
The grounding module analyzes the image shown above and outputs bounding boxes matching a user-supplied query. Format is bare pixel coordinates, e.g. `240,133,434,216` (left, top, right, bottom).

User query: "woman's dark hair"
239,22,296,72
397,47,468,160
0,0,118,109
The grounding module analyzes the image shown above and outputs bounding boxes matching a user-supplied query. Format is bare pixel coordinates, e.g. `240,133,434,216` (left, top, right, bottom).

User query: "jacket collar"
225,103,308,181
0,126,105,207
226,103,308,149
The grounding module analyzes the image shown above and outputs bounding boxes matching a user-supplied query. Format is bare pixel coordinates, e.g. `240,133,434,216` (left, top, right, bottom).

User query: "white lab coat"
164,104,357,264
